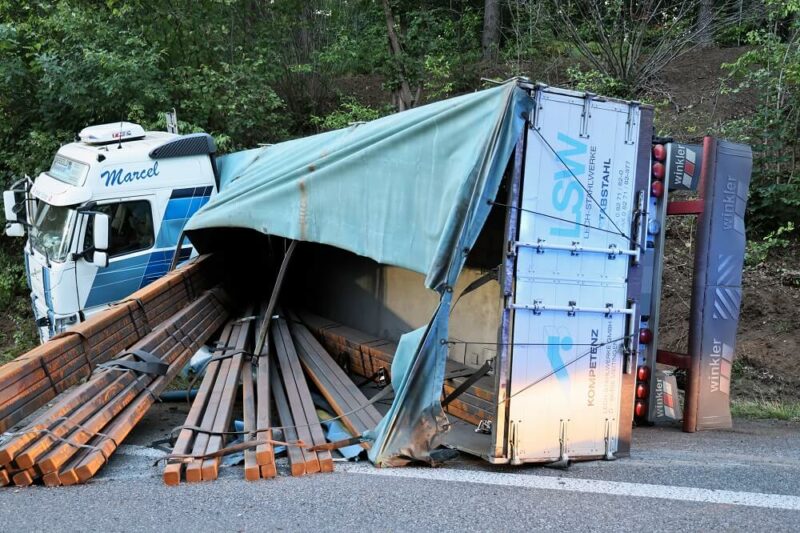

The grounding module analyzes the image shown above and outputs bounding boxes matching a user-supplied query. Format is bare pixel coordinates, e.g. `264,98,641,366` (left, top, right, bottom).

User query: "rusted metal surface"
300,311,495,427
254,338,276,478
272,318,327,474
0,255,219,432
289,320,381,441
166,309,255,484
241,359,259,481
0,286,229,486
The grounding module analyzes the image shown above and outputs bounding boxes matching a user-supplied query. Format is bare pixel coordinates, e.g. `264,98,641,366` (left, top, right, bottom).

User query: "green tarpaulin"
185,80,531,465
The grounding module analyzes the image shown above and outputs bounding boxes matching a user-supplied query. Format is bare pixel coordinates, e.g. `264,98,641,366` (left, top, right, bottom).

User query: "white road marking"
339,462,800,511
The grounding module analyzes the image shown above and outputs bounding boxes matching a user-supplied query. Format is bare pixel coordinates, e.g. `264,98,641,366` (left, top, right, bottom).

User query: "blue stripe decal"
155,187,212,248
86,184,211,308
170,185,213,200
140,247,192,287
85,254,150,307
85,247,195,308
140,250,172,286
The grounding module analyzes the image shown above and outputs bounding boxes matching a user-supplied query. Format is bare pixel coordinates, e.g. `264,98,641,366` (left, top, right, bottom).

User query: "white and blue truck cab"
3,122,218,341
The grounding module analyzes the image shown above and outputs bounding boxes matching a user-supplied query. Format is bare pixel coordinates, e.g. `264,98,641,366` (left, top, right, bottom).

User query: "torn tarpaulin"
186,80,531,466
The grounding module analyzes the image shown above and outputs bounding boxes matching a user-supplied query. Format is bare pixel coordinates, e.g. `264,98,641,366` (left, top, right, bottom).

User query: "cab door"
76,196,158,311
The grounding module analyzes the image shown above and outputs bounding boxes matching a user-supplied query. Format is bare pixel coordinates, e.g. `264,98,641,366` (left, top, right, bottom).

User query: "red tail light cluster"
652,161,665,179
635,364,651,420
651,143,666,199
636,142,667,422
651,180,664,198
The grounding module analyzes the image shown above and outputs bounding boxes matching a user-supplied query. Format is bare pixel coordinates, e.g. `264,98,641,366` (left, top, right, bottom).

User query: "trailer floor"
1,402,798,532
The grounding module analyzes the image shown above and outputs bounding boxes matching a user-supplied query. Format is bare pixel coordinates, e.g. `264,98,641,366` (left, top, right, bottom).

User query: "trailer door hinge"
625,102,640,145
580,93,594,138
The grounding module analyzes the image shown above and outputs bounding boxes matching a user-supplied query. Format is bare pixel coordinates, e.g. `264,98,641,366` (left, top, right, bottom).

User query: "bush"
723,5,800,234
745,222,795,267
566,66,628,98
310,98,387,132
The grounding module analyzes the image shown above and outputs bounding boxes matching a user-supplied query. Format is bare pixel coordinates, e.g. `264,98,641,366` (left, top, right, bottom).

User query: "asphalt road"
0,404,798,532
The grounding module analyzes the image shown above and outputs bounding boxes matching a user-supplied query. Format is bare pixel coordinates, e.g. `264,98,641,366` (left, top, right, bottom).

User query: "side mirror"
3,191,25,237
5,223,24,237
92,250,108,269
3,190,19,223
93,213,110,252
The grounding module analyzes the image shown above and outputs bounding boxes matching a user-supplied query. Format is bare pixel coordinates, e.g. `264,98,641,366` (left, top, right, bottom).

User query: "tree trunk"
482,0,500,61
696,0,714,47
381,0,416,111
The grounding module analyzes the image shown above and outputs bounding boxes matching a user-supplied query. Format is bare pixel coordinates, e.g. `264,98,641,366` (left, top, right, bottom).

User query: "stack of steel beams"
164,311,256,484
299,311,496,426
0,286,229,486
0,255,219,433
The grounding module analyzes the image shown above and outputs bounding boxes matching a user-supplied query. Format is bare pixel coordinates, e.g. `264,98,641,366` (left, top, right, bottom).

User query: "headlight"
53,314,79,333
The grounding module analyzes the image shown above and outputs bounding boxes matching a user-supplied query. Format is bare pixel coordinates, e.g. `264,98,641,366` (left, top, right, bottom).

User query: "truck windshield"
30,204,77,262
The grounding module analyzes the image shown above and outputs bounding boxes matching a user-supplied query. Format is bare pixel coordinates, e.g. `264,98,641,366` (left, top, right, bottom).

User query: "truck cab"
3,122,218,341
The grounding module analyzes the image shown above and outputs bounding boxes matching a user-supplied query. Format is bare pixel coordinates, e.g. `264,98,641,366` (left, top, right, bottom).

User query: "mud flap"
684,139,752,432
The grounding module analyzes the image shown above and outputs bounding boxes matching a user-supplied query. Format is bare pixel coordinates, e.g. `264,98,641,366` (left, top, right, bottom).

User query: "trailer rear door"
507,87,642,463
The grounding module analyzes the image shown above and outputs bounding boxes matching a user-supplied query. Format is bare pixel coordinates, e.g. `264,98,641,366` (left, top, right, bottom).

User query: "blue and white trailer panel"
501,86,647,463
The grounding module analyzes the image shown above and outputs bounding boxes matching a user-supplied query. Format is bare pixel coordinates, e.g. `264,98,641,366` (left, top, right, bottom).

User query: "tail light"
652,162,665,179
635,400,647,418
637,365,650,381
639,328,653,344
652,144,666,161
651,180,664,198
636,383,648,399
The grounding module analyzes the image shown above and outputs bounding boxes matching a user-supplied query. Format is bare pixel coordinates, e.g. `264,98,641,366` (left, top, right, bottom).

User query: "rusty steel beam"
0,255,219,432
0,287,229,486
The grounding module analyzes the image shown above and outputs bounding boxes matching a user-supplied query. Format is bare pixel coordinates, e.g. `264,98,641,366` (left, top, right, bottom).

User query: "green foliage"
410,7,483,99
0,249,26,310
566,66,628,98
377,3,483,101
745,222,795,267
0,241,36,364
310,98,387,132
722,3,800,233
731,399,800,421
0,0,298,189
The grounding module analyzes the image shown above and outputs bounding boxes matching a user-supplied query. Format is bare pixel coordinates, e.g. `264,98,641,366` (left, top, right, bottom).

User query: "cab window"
85,200,154,257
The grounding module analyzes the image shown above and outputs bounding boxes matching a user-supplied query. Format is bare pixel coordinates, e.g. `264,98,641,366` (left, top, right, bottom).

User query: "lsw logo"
101,161,159,187
550,133,586,238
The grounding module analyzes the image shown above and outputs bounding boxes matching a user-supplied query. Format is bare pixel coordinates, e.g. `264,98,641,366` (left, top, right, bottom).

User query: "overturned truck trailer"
0,80,750,475
184,78,750,466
